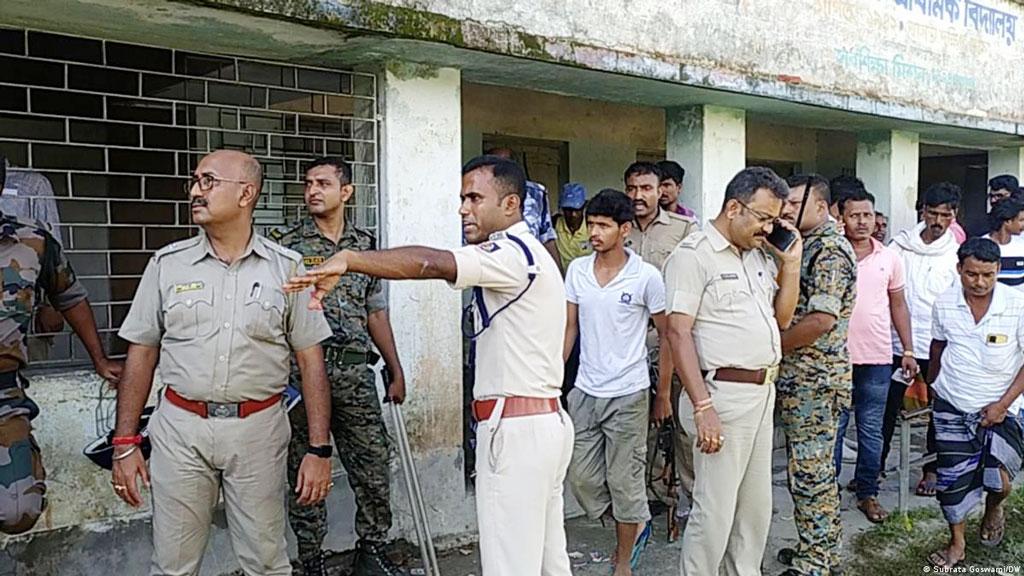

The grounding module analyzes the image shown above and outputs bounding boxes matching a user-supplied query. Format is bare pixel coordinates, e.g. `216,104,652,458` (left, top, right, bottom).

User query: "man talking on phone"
663,167,802,575
775,174,858,576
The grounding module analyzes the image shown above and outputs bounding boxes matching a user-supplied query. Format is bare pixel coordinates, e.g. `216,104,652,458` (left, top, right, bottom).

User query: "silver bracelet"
112,445,139,461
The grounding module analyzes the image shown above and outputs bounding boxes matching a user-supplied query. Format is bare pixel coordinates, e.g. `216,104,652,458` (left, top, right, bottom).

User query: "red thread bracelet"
111,435,142,446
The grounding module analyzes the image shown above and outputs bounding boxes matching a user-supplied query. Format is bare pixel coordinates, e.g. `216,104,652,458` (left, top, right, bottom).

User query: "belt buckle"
764,365,780,385
207,402,239,418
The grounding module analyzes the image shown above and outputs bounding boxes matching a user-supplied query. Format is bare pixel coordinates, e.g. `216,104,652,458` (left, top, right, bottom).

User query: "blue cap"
560,182,587,210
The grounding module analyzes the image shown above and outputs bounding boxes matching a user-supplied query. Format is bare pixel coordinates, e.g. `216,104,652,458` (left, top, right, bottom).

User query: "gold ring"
113,485,126,491
328,482,335,489
719,436,725,442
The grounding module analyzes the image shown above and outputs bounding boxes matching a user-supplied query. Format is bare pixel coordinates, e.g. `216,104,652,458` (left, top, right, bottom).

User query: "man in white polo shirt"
926,238,1024,570
563,190,672,576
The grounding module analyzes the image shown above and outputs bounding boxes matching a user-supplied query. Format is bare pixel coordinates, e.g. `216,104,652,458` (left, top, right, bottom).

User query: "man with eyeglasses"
270,157,408,576
663,167,802,576
112,149,334,575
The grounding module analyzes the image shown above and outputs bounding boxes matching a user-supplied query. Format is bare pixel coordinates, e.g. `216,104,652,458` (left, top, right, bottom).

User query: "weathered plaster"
198,0,1024,134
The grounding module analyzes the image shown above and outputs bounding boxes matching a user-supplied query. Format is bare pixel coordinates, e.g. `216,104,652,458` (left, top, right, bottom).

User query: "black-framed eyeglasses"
735,199,777,225
184,174,251,195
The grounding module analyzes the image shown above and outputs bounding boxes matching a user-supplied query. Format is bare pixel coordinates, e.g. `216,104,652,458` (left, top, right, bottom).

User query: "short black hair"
586,189,635,225
957,237,1001,264
829,174,866,208
655,160,685,185
462,155,527,207
305,156,353,185
722,167,789,208
874,211,886,218
989,174,1020,194
838,187,876,214
988,200,1024,233
624,162,662,184
786,173,831,206
598,187,624,195
923,182,961,211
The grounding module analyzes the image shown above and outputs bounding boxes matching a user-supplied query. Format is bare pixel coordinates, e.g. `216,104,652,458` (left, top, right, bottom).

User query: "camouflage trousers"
287,364,391,561
0,378,45,535
777,378,851,576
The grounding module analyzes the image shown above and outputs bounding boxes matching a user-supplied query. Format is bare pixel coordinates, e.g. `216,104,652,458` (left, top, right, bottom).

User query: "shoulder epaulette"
679,231,706,249
153,235,202,262
261,237,302,263
268,221,302,242
665,211,697,226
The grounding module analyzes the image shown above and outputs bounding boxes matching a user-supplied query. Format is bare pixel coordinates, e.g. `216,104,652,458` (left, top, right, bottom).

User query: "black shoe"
777,547,796,566
351,541,407,576
779,570,802,576
301,552,328,576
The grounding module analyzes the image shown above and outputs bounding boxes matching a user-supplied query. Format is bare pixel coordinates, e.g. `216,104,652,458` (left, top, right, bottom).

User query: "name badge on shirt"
174,281,204,293
987,333,1009,345
720,273,739,280
478,242,501,253
303,256,325,267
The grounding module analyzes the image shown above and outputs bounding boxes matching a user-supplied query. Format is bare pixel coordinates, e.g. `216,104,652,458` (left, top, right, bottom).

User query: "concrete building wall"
463,84,861,207
243,0,1024,131
462,83,663,196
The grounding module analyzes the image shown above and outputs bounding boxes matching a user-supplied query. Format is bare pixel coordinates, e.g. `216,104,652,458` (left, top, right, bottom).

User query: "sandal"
915,474,938,497
857,497,889,524
928,548,964,569
981,507,1006,548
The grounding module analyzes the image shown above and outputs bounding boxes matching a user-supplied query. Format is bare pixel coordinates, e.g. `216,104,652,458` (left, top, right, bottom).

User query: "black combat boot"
301,551,328,576
351,540,407,576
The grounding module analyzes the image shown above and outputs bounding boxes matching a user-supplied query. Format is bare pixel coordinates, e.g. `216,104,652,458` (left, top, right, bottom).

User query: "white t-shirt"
566,250,665,398
931,284,1024,416
984,234,1024,292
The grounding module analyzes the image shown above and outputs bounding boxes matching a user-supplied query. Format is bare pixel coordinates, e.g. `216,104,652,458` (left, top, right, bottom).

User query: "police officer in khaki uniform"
663,167,802,576
623,161,697,538
624,162,698,272
285,155,573,576
111,150,335,576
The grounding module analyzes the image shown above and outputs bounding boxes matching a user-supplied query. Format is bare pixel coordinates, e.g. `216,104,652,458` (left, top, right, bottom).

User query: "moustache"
191,199,208,208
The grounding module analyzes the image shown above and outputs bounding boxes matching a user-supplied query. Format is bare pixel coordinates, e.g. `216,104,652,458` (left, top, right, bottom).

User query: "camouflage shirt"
779,221,857,386
269,217,385,352
0,214,87,372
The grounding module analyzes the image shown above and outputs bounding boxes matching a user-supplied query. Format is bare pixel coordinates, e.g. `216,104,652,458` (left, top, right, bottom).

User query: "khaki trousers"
149,398,292,576
678,378,775,576
475,402,574,576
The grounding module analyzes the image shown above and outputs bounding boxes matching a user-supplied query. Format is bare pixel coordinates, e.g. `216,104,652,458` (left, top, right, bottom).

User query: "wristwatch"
307,444,333,458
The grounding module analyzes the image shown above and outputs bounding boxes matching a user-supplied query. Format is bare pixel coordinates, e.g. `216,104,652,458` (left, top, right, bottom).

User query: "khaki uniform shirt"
626,208,698,272
118,232,332,403
663,223,781,371
452,221,566,400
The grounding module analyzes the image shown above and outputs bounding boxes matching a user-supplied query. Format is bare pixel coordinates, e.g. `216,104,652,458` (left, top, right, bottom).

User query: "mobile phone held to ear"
766,221,797,252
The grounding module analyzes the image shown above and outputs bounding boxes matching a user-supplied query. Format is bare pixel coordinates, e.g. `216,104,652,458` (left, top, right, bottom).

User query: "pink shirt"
848,238,906,365
950,220,966,244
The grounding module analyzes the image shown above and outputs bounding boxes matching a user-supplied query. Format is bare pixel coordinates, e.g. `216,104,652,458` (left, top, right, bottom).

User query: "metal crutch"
383,368,441,576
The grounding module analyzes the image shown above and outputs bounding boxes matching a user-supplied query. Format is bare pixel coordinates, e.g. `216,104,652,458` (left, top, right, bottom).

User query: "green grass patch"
848,488,1024,575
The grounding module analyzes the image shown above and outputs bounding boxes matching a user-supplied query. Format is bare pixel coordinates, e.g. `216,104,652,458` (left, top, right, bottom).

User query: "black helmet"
83,406,154,470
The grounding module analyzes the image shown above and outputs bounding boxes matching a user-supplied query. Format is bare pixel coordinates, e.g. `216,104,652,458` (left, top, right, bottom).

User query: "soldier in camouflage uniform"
776,174,857,576
0,191,121,533
270,156,407,576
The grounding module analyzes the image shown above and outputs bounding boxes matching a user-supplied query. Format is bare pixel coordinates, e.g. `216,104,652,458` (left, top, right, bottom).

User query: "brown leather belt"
165,387,282,419
472,396,560,422
701,365,779,386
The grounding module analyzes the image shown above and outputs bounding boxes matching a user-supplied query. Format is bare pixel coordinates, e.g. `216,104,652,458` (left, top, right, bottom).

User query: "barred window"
0,28,379,368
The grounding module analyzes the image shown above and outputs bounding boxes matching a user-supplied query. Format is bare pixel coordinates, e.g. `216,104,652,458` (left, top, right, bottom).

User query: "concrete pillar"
665,106,746,223
856,130,920,236
378,65,474,541
988,147,1024,182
